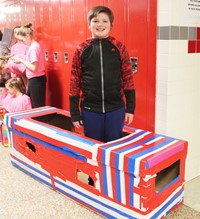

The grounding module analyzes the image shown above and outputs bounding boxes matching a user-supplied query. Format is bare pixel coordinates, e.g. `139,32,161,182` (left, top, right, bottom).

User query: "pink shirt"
7,60,26,76
25,41,45,79
8,41,29,76
0,88,7,106
2,93,32,113
10,41,29,57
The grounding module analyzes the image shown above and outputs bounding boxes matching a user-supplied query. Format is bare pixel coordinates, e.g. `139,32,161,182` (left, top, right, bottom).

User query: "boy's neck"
93,36,109,40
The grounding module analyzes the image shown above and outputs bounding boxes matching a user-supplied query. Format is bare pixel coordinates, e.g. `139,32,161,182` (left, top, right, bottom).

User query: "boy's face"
89,12,111,39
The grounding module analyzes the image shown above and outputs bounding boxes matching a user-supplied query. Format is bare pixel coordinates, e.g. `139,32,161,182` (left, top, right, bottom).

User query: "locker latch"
64,52,68,63
44,51,49,61
54,52,58,62
130,57,138,73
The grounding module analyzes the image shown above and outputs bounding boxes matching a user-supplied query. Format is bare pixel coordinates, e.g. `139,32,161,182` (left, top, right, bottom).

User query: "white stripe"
133,177,141,209
104,131,151,168
145,136,165,145
15,119,96,153
10,147,184,218
5,106,56,128
54,176,184,219
11,157,52,185
103,129,144,147
120,170,126,204
118,145,143,171
55,179,129,219
147,186,184,218
103,131,151,204
95,172,101,191
106,165,113,198
133,193,141,210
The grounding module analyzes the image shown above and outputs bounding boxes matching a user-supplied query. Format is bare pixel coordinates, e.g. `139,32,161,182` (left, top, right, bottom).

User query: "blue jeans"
82,107,125,143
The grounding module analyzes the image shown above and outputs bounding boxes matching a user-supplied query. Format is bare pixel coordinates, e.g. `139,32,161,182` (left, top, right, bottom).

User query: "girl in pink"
1,77,32,113
7,26,29,77
13,23,46,108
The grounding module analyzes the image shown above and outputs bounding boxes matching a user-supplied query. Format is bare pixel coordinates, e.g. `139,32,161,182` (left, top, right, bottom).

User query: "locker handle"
130,57,138,73
64,52,68,64
54,52,58,62
44,51,49,61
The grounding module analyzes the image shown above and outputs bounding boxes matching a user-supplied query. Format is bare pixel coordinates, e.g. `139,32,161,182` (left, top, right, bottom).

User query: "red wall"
0,0,157,131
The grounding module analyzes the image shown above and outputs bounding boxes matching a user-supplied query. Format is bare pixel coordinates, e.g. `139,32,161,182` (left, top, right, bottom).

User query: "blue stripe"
55,178,138,219
101,131,153,170
11,153,184,219
123,125,137,130
115,169,121,202
56,128,95,145
129,174,135,206
150,188,184,219
4,110,95,146
11,129,88,162
114,134,160,170
157,176,181,194
4,108,56,128
11,160,52,188
104,130,148,149
128,137,176,174
102,165,108,196
12,157,135,218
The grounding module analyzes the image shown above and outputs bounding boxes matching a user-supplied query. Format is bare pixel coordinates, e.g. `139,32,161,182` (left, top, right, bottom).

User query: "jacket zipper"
99,40,105,113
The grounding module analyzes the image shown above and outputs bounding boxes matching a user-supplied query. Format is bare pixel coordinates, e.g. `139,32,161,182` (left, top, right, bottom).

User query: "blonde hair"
5,77,26,94
17,23,34,37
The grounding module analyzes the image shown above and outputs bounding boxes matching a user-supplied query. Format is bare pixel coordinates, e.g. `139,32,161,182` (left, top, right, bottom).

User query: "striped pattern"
5,107,188,219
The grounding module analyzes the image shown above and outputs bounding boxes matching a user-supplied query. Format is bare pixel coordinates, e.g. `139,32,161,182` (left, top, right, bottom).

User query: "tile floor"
0,145,200,219
184,175,200,212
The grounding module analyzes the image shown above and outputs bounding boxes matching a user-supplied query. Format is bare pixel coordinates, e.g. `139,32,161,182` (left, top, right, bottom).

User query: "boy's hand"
73,120,83,129
125,113,134,125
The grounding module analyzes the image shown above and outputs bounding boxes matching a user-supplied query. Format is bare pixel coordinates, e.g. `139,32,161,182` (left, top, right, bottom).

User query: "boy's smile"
89,12,112,39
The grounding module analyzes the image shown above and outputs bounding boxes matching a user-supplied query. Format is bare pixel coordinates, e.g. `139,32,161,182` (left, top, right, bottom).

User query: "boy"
70,5,135,143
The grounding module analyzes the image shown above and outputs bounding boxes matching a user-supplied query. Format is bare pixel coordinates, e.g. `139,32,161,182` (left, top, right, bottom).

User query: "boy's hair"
87,6,114,26
5,77,26,94
17,23,33,36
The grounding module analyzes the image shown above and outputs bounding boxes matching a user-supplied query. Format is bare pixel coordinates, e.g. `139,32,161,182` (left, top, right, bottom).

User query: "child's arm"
13,58,38,72
0,105,5,120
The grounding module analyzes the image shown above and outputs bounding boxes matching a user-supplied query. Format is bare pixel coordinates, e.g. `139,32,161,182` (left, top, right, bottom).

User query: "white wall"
156,0,200,180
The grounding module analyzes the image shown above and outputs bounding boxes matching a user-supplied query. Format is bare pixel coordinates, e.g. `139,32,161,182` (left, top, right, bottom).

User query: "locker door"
46,0,63,108
60,0,74,110
107,0,156,131
61,0,105,110
61,0,87,110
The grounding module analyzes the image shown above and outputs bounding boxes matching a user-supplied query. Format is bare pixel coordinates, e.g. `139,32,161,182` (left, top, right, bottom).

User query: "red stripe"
14,124,93,158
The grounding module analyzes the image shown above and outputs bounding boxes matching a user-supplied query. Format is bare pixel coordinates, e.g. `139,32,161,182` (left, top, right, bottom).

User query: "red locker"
0,0,157,131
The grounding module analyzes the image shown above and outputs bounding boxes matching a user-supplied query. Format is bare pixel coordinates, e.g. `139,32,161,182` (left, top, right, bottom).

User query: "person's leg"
104,107,125,142
27,76,46,108
82,109,105,142
82,110,105,186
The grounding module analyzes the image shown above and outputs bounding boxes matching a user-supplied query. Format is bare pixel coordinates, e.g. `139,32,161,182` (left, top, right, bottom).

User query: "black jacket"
70,36,135,122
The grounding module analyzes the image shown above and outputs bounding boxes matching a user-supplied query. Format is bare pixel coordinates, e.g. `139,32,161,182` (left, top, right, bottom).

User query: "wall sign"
184,0,200,22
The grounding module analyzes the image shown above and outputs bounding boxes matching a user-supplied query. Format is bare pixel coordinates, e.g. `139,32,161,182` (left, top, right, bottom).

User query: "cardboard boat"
4,106,188,219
